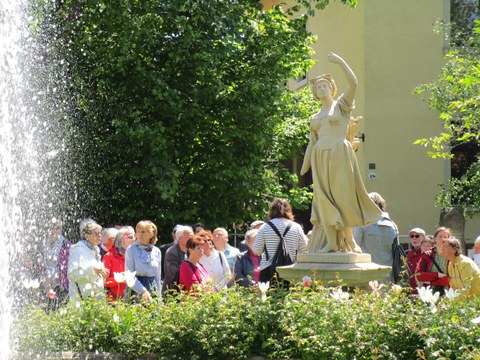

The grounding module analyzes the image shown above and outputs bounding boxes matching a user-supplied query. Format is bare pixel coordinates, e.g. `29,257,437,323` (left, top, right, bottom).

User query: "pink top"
249,250,260,282
179,261,210,292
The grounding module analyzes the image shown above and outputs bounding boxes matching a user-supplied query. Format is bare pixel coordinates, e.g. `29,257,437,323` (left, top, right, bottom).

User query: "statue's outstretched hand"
327,52,343,64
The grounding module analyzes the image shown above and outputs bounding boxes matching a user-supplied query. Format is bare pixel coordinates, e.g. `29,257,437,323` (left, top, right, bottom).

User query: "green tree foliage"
33,0,355,237
415,22,480,213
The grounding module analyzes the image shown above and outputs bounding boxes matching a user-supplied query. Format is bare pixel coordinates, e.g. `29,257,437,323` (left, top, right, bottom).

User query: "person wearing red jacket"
407,227,426,292
103,228,135,301
415,227,450,295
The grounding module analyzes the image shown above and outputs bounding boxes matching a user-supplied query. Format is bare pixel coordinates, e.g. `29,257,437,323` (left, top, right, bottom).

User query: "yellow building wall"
261,0,480,244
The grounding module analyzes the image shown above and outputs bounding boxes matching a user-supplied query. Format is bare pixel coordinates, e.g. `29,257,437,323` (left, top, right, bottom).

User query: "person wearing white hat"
407,227,426,292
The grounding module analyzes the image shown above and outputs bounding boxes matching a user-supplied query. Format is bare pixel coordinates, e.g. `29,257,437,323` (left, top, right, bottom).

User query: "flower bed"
11,283,480,359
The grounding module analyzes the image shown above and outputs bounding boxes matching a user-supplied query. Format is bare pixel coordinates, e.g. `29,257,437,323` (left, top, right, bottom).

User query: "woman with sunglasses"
198,230,231,291
103,227,136,301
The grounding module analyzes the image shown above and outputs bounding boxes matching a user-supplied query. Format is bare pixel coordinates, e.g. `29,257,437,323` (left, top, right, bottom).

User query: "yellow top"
448,255,480,300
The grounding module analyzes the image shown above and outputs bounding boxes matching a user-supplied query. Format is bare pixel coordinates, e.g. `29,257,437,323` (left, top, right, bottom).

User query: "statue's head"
310,74,337,100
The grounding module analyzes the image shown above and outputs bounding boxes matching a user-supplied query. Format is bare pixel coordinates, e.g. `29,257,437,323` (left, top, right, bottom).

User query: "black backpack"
259,221,293,285
392,239,409,284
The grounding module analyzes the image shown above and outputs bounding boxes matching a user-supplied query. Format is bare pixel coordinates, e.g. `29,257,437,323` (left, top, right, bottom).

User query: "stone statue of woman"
300,53,382,253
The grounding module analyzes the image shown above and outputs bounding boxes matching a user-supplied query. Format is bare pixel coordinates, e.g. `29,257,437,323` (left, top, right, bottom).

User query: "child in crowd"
421,236,435,254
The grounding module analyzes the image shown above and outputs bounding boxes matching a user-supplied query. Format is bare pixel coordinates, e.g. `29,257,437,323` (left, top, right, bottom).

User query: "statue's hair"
310,74,337,99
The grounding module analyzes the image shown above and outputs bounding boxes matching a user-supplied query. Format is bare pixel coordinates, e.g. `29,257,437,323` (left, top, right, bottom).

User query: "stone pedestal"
276,252,391,287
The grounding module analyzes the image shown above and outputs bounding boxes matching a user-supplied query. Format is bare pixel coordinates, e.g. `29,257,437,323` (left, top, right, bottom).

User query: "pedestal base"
276,252,391,287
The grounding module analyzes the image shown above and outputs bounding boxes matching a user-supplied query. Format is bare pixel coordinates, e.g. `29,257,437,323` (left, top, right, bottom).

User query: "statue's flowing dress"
304,95,382,252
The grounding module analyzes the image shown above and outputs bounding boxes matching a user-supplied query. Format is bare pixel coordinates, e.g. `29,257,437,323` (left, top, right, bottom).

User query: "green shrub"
11,284,480,359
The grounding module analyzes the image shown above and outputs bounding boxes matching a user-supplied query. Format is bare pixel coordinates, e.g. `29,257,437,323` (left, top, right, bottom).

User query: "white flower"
331,288,350,302
445,287,460,301
369,280,385,293
417,286,440,305
114,272,125,283
75,301,81,308
258,281,270,302
22,279,40,289
471,316,480,324
391,284,403,296
124,270,137,288
84,283,92,290
113,314,120,324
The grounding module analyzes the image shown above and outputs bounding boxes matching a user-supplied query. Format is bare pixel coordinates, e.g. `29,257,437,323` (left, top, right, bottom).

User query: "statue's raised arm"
302,53,382,254
327,52,357,106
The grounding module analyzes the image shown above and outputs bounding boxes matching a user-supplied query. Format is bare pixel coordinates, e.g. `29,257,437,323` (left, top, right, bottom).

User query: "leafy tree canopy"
33,0,355,238
415,21,480,213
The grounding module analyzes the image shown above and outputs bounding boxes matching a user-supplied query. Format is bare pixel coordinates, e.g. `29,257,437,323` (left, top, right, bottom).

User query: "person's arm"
300,122,317,176
154,249,162,296
327,52,357,105
102,253,117,290
252,226,266,256
164,249,181,289
57,240,71,289
125,246,146,295
297,226,308,256
219,251,232,288
234,255,254,287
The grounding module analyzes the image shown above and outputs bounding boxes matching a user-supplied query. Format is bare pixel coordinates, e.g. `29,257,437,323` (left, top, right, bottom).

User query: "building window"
451,142,480,180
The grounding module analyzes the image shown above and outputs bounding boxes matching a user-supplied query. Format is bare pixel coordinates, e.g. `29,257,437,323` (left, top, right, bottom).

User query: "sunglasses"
410,234,421,238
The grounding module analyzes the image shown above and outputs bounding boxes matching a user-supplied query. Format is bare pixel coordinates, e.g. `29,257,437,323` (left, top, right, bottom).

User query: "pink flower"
48,289,56,299
303,276,313,288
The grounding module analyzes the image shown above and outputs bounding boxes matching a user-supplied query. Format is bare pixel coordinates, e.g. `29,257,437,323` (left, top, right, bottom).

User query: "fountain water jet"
1,0,73,358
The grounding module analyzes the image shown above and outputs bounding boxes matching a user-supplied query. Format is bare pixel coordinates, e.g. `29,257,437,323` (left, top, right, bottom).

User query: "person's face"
421,241,432,254
442,242,456,261
48,223,62,242
202,237,214,255
189,243,204,260
121,233,135,249
315,80,332,99
85,227,102,247
434,230,450,255
136,226,153,245
194,226,205,234
179,230,194,247
409,232,423,250
213,230,228,247
473,242,480,255
103,235,115,250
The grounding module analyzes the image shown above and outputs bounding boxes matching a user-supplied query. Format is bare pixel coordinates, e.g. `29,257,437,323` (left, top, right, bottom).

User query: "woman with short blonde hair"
125,220,162,302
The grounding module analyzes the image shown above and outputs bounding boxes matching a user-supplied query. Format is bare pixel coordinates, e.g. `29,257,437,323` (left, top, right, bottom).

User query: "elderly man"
473,236,480,265
213,227,240,271
162,225,193,296
407,227,426,292
99,228,119,259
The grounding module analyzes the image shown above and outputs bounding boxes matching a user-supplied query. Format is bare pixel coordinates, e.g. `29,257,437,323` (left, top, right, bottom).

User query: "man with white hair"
213,227,240,271
100,228,119,259
162,225,193,295
473,236,480,265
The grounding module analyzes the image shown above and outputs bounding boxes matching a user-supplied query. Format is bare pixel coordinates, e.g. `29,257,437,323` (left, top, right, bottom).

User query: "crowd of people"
38,198,307,307
37,195,480,309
